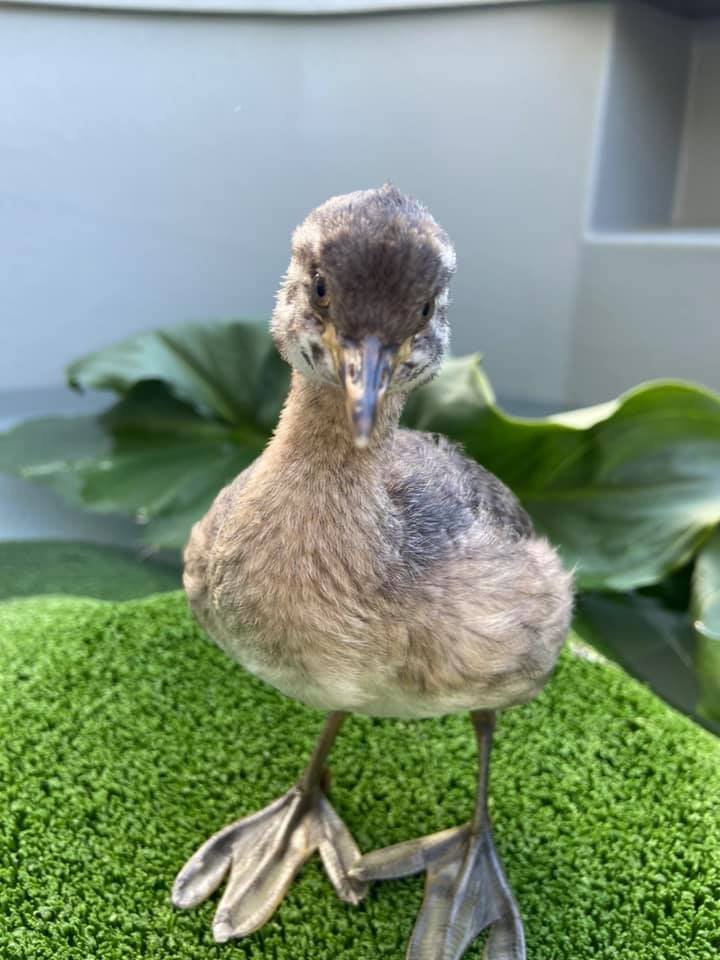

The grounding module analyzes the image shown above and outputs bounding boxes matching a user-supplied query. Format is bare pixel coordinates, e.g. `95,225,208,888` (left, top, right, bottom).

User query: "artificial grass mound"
1,593,718,960
0,540,180,602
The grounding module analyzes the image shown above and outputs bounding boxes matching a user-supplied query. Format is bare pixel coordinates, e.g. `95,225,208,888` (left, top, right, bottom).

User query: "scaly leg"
172,711,367,942
350,711,524,960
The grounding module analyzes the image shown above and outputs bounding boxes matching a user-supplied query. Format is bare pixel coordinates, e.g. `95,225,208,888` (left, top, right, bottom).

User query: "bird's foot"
350,821,524,960
171,783,368,942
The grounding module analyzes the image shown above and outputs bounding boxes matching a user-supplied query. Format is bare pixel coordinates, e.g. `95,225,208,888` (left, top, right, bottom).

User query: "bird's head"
272,185,456,448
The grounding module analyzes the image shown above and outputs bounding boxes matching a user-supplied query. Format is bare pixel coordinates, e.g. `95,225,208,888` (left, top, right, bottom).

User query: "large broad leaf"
404,356,720,590
2,318,289,550
0,383,260,548
81,382,263,546
572,590,719,733
67,319,289,431
4,324,720,579
637,564,692,613
0,414,110,505
692,527,720,725
2,320,288,549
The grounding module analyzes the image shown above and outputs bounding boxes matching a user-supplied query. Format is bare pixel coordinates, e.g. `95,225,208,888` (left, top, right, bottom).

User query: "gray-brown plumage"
173,186,573,960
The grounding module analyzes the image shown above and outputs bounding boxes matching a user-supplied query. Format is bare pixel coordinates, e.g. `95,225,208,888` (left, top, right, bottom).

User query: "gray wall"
591,6,720,233
568,3,720,405
1,2,612,408
568,233,720,403
1,0,718,418
675,20,720,226
591,1,692,231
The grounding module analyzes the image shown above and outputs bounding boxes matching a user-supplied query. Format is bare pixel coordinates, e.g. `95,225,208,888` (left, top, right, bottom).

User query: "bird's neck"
267,372,403,479
233,375,406,627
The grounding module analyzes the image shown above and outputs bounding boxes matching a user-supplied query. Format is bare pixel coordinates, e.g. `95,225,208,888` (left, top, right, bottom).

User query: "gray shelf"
645,0,720,18
592,4,720,232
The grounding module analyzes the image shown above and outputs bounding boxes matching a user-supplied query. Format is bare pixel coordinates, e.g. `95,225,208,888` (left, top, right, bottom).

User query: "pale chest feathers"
209,468,404,648
191,463,571,718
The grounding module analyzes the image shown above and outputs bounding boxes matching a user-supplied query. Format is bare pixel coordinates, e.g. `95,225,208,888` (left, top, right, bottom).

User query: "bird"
171,185,573,960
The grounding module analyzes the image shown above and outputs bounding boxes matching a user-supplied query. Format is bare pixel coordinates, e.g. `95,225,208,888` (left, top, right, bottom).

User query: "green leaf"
691,527,720,725
75,385,259,543
573,591,712,731
637,564,692,613
67,319,290,430
404,356,720,590
0,415,110,505
137,493,225,551
0,383,260,549
5,326,720,585
76,442,249,523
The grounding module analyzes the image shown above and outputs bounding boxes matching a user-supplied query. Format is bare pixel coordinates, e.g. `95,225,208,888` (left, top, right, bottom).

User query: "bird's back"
386,429,533,574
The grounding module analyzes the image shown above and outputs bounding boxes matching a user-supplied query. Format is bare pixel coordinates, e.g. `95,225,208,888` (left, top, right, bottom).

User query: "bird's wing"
386,429,532,567
182,461,257,621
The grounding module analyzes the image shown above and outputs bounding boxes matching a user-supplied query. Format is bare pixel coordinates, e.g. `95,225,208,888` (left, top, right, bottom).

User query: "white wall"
591,1,692,231
568,232,720,404
2,0,718,421
568,3,720,405
0,2,612,408
675,20,720,227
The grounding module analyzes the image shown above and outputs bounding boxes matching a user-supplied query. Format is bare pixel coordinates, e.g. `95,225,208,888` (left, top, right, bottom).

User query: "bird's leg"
172,711,367,942
350,711,525,960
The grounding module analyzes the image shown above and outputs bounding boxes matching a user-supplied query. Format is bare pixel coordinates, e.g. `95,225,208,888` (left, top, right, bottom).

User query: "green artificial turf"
1,593,718,960
0,540,180,602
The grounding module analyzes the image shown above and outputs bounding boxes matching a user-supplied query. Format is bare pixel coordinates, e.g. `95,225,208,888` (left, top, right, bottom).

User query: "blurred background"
2,0,719,542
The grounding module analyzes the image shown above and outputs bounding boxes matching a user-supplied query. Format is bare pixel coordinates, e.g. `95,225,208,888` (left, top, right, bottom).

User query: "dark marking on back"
387,430,533,572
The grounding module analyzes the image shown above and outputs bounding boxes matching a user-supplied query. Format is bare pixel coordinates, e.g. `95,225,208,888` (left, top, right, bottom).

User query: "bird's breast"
202,473,401,663
184,447,572,720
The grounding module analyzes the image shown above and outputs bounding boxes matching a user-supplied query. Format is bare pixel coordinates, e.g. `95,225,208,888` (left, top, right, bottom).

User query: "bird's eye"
312,274,330,310
421,299,434,320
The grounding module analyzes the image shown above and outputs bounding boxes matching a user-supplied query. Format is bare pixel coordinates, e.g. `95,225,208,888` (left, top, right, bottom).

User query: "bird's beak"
337,334,397,448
